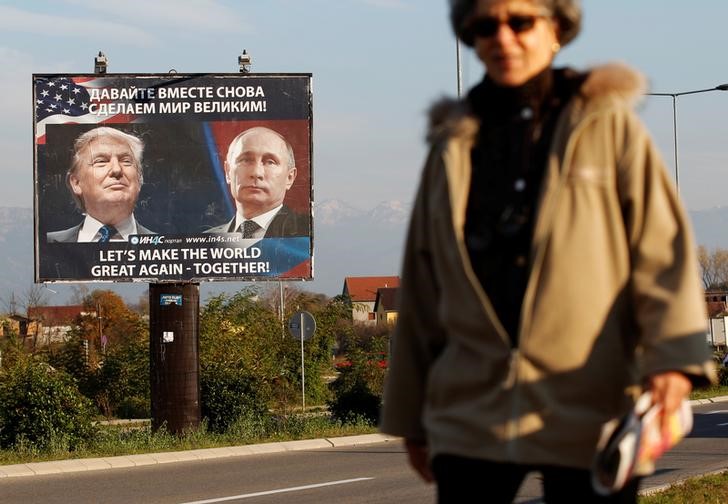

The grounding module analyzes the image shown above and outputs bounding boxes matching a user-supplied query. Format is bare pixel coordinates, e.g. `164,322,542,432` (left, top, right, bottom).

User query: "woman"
380,0,715,502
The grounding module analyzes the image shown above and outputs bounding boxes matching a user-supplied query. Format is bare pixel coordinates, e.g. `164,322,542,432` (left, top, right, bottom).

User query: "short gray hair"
450,0,582,47
226,126,296,170
66,126,144,211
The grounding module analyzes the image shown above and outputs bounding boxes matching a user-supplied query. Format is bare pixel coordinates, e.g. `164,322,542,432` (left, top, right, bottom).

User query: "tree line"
0,286,389,451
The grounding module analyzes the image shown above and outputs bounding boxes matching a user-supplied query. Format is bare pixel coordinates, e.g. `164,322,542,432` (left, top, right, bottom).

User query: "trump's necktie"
240,220,261,238
98,225,118,242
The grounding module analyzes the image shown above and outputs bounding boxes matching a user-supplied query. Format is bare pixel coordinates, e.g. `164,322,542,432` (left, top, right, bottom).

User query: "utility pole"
646,83,728,193
97,303,104,355
456,37,463,98
279,281,285,339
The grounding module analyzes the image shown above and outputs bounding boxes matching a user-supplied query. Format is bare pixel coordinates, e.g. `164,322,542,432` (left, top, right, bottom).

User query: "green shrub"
200,362,268,433
328,380,381,424
199,289,341,412
224,409,275,441
89,335,150,419
115,397,150,419
0,358,96,451
719,366,728,387
44,334,90,387
328,350,386,424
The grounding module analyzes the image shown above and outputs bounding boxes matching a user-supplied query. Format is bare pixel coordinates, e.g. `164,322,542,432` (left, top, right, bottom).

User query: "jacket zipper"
507,110,601,459
519,108,601,338
506,347,520,459
446,105,606,460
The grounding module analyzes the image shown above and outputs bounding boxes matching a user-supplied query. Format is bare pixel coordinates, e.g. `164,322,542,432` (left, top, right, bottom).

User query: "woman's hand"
405,439,434,483
648,371,692,428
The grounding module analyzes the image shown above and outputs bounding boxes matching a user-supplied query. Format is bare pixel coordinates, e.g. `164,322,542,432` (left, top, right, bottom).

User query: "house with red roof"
373,287,400,326
0,314,35,341
26,305,92,347
342,276,400,324
706,291,728,349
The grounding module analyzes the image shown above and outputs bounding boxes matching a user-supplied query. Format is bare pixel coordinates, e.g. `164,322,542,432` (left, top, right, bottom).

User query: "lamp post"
646,83,728,192
456,37,463,98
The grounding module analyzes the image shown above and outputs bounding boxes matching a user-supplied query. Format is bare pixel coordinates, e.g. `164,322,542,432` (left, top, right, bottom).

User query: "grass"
2,386,726,482
0,411,377,466
690,385,728,401
639,471,728,503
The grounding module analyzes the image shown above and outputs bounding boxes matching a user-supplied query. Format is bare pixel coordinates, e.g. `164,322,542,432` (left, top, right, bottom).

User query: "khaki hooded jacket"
380,64,715,469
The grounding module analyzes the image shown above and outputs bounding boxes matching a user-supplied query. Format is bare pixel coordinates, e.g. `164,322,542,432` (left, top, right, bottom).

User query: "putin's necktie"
241,220,261,238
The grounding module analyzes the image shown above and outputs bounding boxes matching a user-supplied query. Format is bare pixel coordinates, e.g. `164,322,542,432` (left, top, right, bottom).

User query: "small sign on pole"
288,311,316,411
160,294,183,306
288,311,316,341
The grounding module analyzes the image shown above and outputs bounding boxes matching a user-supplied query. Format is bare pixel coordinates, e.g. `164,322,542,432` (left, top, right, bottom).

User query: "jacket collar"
427,63,647,145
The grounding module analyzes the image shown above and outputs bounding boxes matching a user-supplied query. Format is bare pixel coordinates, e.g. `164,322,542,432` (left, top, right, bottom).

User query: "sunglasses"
469,14,544,38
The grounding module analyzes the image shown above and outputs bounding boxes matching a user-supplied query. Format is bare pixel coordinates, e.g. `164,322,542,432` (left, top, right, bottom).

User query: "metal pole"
300,311,305,411
97,303,104,355
646,84,728,193
456,38,463,98
280,281,284,339
671,95,680,192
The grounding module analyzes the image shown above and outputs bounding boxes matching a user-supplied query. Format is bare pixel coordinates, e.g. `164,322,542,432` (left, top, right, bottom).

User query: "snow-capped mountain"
2,203,726,304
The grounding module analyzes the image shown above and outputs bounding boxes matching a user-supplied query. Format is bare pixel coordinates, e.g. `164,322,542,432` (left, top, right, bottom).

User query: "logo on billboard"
131,235,165,245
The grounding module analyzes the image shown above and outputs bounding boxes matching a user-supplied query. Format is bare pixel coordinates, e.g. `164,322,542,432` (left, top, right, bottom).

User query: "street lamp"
646,83,728,192
456,37,463,98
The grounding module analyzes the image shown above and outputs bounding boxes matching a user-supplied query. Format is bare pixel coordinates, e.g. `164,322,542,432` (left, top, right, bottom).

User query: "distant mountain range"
310,199,410,294
0,201,411,305
2,203,727,306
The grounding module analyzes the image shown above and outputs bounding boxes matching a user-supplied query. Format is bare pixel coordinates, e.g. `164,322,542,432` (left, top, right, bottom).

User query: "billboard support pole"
149,283,201,434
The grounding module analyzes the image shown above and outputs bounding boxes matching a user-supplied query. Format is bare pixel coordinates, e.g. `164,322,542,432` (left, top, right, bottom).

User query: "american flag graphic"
34,76,120,143
35,77,91,121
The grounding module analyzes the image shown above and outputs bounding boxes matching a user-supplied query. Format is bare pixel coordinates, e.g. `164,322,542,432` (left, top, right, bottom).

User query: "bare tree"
132,291,150,316
22,284,48,313
21,285,50,350
70,285,90,305
0,291,19,315
260,283,303,320
697,246,728,290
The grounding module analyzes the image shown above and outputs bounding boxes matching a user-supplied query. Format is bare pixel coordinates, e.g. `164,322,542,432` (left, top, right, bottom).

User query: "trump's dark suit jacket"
46,221,155,243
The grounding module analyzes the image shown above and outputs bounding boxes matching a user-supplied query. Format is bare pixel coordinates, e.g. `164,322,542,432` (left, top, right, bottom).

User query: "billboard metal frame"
33,72,313,284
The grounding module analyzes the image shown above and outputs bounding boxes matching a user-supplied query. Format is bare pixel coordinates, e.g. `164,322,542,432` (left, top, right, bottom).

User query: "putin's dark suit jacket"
204,205,309,237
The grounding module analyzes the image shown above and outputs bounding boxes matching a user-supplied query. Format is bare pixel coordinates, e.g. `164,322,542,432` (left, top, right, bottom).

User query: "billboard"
33,73,313,283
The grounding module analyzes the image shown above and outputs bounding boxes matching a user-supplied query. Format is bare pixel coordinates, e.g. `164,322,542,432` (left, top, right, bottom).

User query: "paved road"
514,400,728,502
644,401,728,488
1,399,726,503
0,438,433,504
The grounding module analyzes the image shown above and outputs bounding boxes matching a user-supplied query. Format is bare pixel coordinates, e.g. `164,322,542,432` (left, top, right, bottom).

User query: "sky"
1,0,727,215
1,0,728,300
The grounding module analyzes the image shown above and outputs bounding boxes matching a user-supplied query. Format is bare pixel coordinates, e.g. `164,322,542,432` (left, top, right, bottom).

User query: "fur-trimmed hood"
427,63,647,144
